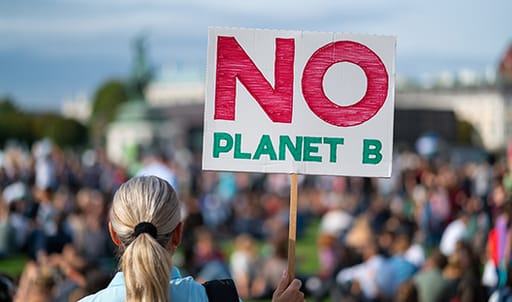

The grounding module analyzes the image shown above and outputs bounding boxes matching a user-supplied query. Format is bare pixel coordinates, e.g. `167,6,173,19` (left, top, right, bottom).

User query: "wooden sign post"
288,173,299,282
202,27,396,282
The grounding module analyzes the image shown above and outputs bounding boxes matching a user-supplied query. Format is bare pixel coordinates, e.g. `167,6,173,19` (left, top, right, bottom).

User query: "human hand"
271,271,305,302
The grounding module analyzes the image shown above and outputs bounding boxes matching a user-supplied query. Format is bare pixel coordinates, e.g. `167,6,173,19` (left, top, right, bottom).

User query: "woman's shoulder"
78,286,125,302
77,273,125,302
171,275,210,302
79,271,212,302
171,275,203,288
79,277,208,302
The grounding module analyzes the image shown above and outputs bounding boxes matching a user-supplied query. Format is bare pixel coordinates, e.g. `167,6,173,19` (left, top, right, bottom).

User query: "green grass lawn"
0,254,29,277
295,217,321,274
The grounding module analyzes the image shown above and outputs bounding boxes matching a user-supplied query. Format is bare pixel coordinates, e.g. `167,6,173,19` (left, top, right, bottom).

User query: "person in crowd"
250,234,291,300
33,139,57,194
394,280,418,302
418,174,452,249
436,245,464,302
440,210,471,256
489,263,512,302
136,147,178,192
1,182,31,254
192,227,232,283
454,240,487,302
229,233,260,299
413,249,447,302
485,200,512,290
180,194,205,275
67,268,112,301
335,235,385,302
14,260,55,302
27,186,62,260
318,193,354,246
0,203,12,259
79,175,304,302
376,228,418,300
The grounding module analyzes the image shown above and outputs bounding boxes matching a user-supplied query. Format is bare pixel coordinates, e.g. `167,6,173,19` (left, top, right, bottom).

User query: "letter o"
302,41,388,127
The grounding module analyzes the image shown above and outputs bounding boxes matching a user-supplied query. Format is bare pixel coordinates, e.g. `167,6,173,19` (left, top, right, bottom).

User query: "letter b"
362,139,382,165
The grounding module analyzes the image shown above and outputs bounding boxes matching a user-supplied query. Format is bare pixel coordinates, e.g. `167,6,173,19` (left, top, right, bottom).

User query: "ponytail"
122,233,173,302
110,176,182,302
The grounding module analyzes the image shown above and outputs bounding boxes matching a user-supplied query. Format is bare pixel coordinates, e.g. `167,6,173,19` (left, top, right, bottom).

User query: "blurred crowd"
1,138,512,302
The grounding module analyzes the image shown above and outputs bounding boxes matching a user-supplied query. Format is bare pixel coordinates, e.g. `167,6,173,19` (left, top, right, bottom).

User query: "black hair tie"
133,222,158,239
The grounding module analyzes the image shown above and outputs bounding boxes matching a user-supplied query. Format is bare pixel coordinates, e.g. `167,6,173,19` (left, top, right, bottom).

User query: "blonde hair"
110,176,181,302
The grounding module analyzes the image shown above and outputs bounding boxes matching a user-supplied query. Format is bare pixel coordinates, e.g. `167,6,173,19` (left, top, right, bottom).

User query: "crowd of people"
0,137,512,302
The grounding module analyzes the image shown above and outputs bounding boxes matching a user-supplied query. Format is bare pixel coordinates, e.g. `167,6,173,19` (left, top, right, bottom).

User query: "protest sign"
203,27,396,177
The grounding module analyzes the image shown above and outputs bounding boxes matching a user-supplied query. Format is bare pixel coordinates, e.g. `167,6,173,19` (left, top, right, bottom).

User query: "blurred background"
0,1,511,301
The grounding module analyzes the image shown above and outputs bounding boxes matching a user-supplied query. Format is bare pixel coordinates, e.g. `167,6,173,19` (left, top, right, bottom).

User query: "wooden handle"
287,173,299,284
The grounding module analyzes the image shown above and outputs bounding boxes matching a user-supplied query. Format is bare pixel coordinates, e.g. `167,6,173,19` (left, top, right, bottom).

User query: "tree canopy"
0,97,17,112
89,79,129,146
0,97,87,148
91,79,129,123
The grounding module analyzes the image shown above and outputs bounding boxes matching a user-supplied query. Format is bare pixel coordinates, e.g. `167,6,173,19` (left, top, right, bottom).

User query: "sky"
0,0,510,111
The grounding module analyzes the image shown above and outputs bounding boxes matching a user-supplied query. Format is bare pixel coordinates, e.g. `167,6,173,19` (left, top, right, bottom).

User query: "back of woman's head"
110,176,181,302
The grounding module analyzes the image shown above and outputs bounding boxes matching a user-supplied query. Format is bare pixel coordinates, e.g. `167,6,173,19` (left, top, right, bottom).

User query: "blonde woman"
79,176,304,302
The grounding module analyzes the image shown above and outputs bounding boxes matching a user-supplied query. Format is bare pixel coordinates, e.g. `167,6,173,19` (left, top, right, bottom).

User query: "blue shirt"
79,267,209,302
376,255,417,298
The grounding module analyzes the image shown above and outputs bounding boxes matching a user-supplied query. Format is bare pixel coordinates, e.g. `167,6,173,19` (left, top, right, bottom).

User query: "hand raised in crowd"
271,271,305,302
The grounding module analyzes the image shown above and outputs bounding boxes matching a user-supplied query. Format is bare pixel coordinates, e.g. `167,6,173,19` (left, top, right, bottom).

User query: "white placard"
203,27,396,177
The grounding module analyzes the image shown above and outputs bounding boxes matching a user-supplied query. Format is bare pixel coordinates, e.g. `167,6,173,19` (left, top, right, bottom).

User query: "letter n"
214,36,295,123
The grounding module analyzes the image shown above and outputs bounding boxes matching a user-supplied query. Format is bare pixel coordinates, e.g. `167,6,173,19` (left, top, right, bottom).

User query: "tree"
42,115,88,147
0,111,33,145
0,96,88,148
457,119,482,146
89,79,129,146
91,79,129,122
0,96,18,113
